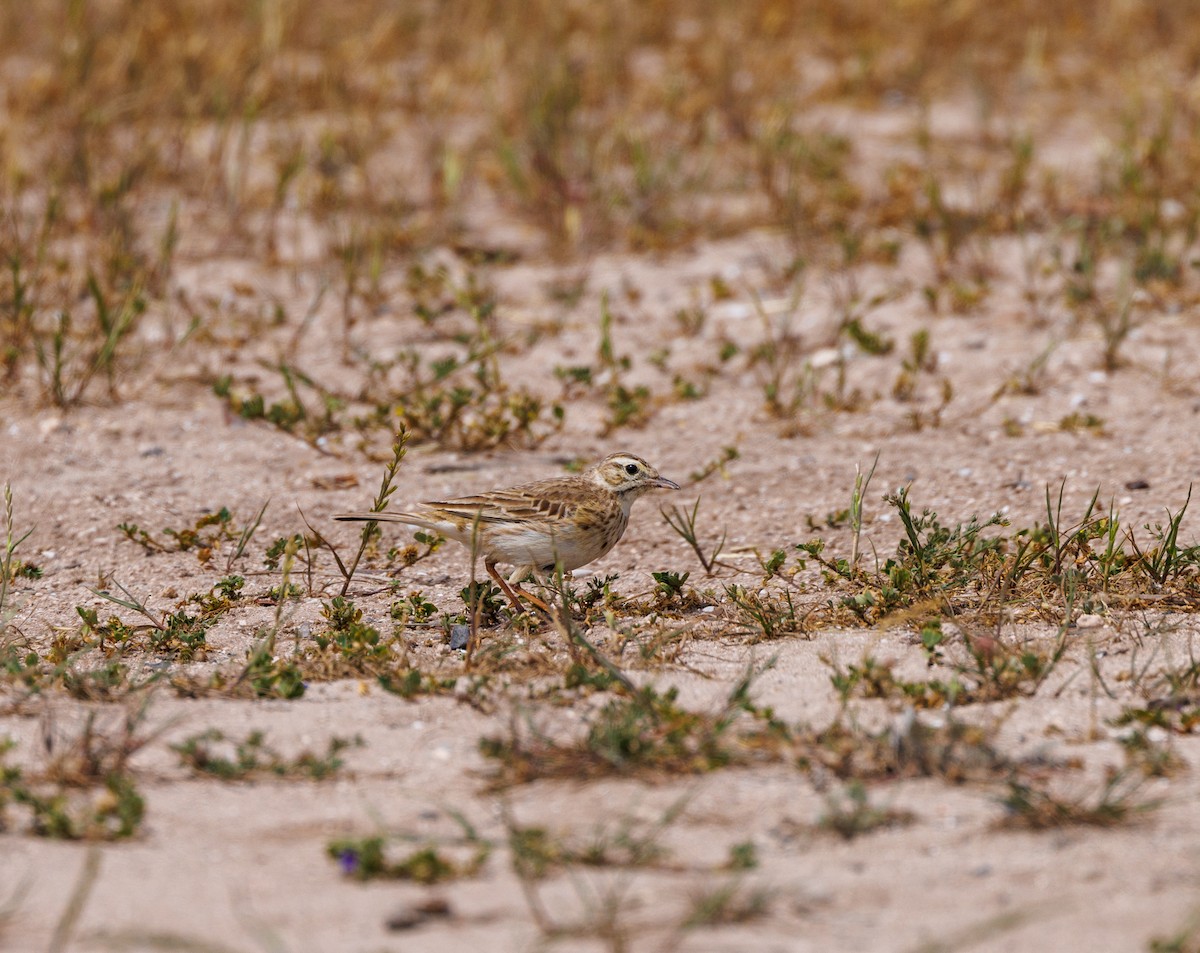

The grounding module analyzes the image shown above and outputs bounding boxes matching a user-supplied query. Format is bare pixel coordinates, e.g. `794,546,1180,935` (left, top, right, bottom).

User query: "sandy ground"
5,144,1200,951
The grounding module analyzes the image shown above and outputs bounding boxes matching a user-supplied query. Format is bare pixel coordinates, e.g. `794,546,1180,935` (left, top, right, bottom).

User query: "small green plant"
1149,909,1200,953
746,281,810,419
505,799,685,881
314,434,447,599
79,580,225,661
316,432,410,597
390,591,440,626
297,597,456,697
818,781,915,839
680,879,773,929
328,813,489,884
329,837,456,883
726,840,759,871
830,621,1069,708
1128,486,1197,588
1,484,36,638
377,667,459,700
60,660,152,702
0,706,153,840
688,446,739,485
651,570,690,602
33,273,147,409
501,793,774,946
196,536,308,699
798,488,1010,621
215,273,564,453
1117,725,1182,778
233,642,307,700
848,453,879,572
173,730,360,781
481,644,788,785
885,489,1009,601
723,584,806,641
1113,651,1200,735
892,328,938,400
596,294,653,434
803,712,1013,785
214,363,343,446
829,653,961,708
661,497,727,575
997,772,1155,830
118,502,267,569
315,597,390,664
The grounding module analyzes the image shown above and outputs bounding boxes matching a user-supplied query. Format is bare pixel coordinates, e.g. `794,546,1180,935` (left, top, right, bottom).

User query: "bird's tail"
333,511,444,535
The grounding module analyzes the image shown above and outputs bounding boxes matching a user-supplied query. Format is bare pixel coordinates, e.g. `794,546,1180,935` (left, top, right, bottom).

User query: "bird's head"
590,452,680,499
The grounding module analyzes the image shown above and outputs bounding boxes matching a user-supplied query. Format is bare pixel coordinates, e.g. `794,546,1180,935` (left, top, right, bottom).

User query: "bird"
334,452,680,614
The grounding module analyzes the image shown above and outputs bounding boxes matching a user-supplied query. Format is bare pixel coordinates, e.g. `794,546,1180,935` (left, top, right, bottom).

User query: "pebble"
809,347,841,369
386,897,452,931
449,624,471,650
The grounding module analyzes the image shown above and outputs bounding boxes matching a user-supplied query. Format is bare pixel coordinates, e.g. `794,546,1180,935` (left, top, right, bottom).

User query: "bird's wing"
427,478,581,524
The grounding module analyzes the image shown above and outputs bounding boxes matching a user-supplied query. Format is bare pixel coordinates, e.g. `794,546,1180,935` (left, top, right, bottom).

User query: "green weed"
119,502,267,570
0,706,153,840
329,813,489,884
173,730,360,781
661,497,727,575
0,484,36,639
818,781,915,840
998,772,1154,830
481,647,788,786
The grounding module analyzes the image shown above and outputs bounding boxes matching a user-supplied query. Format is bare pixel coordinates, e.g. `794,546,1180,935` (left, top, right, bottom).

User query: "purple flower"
338,850,360,876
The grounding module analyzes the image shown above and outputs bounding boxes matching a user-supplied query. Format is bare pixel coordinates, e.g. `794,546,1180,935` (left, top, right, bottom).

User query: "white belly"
486,520,624,572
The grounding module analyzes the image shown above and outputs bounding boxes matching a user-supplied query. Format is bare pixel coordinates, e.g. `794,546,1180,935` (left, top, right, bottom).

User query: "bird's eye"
625,463,639,475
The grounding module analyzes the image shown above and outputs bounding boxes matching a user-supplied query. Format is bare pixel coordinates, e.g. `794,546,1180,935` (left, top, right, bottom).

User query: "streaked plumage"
335,452,679,612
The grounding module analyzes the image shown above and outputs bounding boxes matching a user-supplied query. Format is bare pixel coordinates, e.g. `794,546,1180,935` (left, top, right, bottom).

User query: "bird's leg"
486,560,549,615
524,568,560,610
509,565,553,614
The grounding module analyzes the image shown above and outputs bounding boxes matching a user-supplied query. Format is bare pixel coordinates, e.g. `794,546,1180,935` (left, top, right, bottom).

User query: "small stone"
1075,613,1104,628
1125,479,1150,491
385,906,424,931
810,347,841,369
386,896,452,931
449,624,471,650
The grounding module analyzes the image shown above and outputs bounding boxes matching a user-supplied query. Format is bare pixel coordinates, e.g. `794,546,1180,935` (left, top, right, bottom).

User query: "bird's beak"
652,476,681,490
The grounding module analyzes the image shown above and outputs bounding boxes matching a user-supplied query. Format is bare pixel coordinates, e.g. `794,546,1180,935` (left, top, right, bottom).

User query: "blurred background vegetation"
2,0,1199,409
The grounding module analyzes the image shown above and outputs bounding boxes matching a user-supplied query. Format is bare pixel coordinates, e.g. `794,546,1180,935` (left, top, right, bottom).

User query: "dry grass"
4,3,1200,949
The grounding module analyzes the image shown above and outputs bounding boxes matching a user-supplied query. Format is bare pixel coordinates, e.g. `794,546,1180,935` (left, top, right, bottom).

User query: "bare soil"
4,117,1200,953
